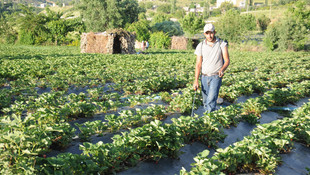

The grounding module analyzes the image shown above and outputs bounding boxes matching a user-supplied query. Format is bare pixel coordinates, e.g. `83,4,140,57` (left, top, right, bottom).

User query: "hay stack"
80,29,135,54
171,36,188,50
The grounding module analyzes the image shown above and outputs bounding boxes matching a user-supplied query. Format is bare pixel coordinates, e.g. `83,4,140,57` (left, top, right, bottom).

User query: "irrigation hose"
191,90,197,117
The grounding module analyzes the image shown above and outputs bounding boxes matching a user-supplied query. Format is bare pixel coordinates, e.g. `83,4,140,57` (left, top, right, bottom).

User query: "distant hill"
3,0,74,6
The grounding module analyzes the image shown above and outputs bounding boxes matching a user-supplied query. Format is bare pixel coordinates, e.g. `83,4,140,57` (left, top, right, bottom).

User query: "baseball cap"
204,23,215,33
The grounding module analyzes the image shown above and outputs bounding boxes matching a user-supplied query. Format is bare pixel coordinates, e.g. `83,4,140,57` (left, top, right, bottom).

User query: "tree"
179,12,204,36
264,0,309,51
152,21,183,37
157,3,171,14
149,31,171,49
215,9,246,43
219,2,234,14
78,0,143,32
241,13,256,31
17,5,48,44
125,19,150,41
150,13,170,26
256,14,270,32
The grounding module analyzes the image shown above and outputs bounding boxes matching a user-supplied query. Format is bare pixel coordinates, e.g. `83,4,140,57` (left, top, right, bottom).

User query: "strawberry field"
1,45,310,174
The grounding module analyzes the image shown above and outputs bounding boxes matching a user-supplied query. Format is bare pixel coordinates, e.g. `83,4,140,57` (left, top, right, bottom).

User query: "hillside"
3,0,73,6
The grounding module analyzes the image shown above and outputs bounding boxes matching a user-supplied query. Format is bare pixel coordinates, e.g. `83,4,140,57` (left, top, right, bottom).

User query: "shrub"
18,29,35,45
241,14,257,31
263,0,309,51
149,31,171,49
256,15,271,32
263,24,279,50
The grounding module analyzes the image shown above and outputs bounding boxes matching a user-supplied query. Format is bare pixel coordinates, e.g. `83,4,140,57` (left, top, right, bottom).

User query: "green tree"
149,31,171,49
78,0,143,32
215,9,246,43
119,0,145,25
256,14,270,32
150,13,170,26
174,8,186,19
152,21,183,37
17,5,48,44
241,13,256,31
0,15,17,44
125,19,150,41
180,12,204,36
219,2,234,14
157,3,171,14
263,0,309,51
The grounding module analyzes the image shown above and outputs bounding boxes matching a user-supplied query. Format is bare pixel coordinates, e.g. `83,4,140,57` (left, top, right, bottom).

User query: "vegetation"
77,0,144,32
0,0,309,52
0,45,309,174
179,12,204,36
264,0,310,51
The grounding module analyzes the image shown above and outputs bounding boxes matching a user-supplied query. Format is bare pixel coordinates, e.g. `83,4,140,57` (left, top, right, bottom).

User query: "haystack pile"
80,29,135,54
171,36,188,50
170,36,200,50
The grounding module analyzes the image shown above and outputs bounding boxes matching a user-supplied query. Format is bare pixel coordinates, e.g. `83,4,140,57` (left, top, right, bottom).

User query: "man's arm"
193,55,202,90
219,46,230,77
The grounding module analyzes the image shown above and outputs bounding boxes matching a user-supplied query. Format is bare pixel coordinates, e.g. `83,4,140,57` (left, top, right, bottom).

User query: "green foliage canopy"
152,21,183,37
179,12,204,36
125,19,150,42
78,0,144,32
264,0,309,51
149,31,171,49
215,9,252,43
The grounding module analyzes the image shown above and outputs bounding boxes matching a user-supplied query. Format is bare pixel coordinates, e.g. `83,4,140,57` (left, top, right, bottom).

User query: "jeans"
201,74,222,113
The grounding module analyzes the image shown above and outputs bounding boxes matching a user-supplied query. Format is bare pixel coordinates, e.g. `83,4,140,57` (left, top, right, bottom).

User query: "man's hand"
219,71,224,78
193,83,199,91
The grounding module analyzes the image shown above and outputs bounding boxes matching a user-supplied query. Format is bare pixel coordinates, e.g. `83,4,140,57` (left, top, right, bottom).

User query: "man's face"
204,31,216,42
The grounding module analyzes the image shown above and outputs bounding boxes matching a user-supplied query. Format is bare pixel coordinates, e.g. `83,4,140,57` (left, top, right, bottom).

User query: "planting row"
14,79,308,174
182,101,310,174
1,45,310,111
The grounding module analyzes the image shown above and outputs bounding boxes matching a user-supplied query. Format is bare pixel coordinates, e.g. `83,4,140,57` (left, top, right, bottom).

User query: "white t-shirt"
194,38,227,75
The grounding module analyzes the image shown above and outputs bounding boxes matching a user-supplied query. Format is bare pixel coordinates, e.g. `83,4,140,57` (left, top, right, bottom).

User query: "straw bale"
171,36,189,50
80,29,136,54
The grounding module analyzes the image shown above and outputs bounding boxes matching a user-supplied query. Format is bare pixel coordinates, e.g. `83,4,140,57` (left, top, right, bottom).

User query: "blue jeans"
201,75,222,113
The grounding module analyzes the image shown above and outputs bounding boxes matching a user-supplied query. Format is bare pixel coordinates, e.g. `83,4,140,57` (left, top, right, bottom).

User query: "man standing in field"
193,23,230,113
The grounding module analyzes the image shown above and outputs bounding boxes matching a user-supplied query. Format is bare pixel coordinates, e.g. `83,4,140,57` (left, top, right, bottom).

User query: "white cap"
204,23,215,33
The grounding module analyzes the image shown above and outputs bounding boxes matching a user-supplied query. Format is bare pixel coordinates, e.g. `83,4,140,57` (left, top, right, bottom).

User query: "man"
193,23,230,113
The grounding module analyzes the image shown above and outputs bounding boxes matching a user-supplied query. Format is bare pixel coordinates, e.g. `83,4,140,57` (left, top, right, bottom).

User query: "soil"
46,95,310,175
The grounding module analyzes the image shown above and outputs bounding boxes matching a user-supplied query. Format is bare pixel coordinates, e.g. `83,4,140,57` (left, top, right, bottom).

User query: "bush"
263,24,279,50
263,0,309,51
149,31,171,49
152,21,184,37
215,9,247,43
18,29,35,45
256,15,271,32
241,14,257,31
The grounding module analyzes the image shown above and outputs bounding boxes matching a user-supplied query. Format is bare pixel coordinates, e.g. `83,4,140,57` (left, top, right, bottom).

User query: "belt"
201,73,219,76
